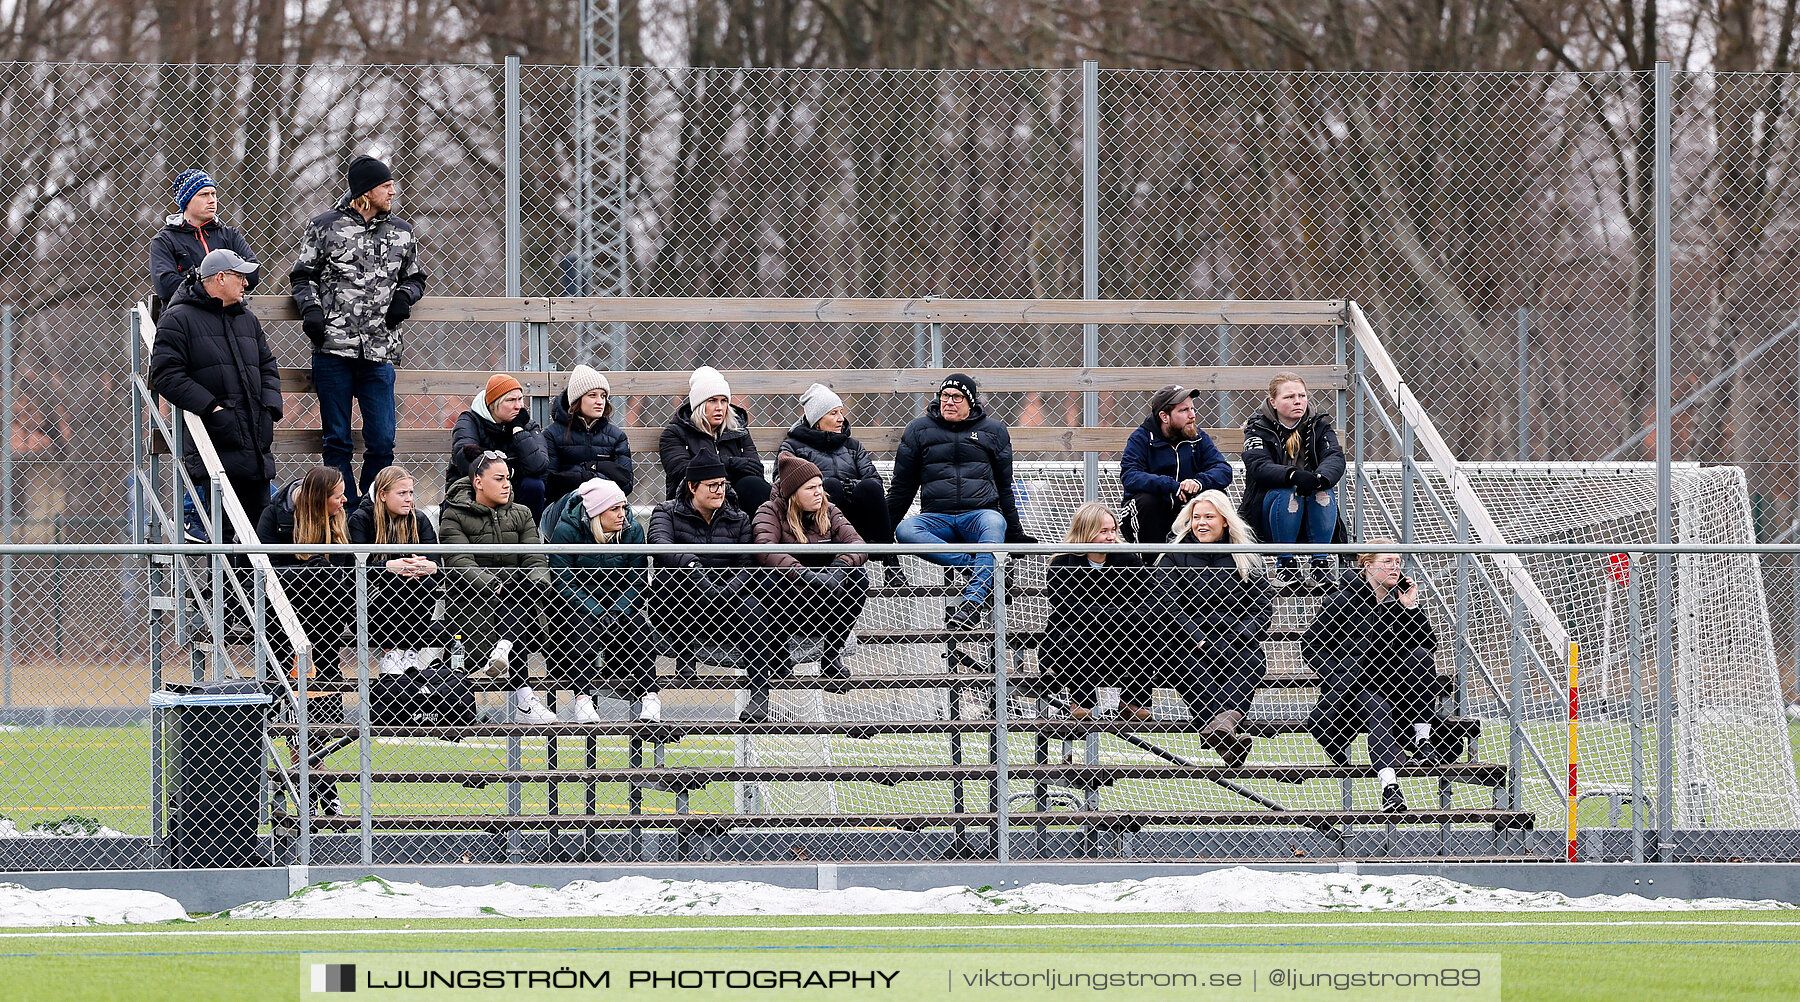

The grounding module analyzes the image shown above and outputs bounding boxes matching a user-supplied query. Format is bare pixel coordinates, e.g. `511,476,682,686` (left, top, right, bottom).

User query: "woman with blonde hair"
1240,372,1346,592
1042,503,1152,720
347,466,440,674
1153,489,1273,765
548,476,659,723
1302,544,1447,814
752,453,869,679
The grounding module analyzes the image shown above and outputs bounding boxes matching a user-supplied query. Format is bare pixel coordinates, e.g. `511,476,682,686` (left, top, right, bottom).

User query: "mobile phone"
1399,575,1415,591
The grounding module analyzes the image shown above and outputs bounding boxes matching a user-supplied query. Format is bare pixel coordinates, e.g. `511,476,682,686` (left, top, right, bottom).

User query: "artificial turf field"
2,911,1798,1001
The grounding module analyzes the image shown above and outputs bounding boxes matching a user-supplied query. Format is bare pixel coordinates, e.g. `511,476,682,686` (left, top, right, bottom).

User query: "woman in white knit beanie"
657,365,771,509
780,382,902,585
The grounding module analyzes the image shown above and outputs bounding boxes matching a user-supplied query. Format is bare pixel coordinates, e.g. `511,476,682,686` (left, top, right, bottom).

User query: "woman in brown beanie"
752,453,869,678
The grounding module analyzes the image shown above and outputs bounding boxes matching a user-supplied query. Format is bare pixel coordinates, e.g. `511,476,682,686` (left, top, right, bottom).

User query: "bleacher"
139,296,1539,863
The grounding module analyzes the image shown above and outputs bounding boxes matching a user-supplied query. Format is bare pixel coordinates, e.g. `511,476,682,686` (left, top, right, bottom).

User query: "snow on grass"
0,817,129,838
0,884,187,926
223,869,1796,920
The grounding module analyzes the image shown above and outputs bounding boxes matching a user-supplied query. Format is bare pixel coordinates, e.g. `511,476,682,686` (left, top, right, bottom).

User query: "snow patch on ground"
225,869,1796,920
0,884,188,926
0,818,130,838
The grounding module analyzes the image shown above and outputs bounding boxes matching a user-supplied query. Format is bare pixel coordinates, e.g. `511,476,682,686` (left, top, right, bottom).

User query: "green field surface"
0,911,1796,1001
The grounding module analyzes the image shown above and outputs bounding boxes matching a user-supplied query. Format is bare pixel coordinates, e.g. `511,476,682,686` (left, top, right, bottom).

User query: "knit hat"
566,365,610,404
800,382,844,427
483,373,523,408
576,476,627,518
173,169,214,211
938,373,979,405
775,452,823,500
688,366,731,413
347,155,392,198
683,455,727,488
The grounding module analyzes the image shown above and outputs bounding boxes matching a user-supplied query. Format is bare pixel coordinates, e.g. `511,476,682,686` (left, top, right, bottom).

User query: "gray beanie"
800,382,844,427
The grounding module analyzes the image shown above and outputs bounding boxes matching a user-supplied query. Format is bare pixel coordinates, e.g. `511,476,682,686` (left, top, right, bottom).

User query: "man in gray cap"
1119,384,1233,547
150,249,283,535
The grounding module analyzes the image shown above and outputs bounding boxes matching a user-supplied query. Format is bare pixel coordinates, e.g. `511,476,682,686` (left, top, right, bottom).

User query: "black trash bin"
152,680,273,868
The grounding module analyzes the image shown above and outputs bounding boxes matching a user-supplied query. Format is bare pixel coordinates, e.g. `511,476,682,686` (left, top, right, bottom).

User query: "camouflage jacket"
288,198,428,363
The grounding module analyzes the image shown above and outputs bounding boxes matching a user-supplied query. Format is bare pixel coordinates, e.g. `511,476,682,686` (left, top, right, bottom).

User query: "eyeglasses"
938,390,967,402
696,480,729,492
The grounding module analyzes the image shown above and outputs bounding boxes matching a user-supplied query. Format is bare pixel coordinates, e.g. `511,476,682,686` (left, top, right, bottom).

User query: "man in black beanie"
290,154,429,505
887,373,1037,630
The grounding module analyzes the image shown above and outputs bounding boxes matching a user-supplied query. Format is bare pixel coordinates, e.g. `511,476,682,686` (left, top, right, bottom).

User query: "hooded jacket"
779,421,879,490
434,477,550,590
288,198,428,363
885,399,1024,533
546,389,633,493
658,400,764,499
1239,401,1347,540
1119,415,1233,500
548,499,647,617
149,213,260,303
447,391,551,484
751,456,868,572
149,273,282,484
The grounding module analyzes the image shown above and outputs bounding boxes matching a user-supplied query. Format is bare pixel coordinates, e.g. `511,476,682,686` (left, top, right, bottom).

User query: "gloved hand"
302,307,327,349
821,476,846,499
1005,526,1038,545
460,444,482,466
383,292,412,329
1292,470,1325,494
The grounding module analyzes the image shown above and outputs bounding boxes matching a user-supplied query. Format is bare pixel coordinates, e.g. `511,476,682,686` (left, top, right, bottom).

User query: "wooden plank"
275,365,1344,396
250,297,553,323
251,426,1242,456
250,296,1344,325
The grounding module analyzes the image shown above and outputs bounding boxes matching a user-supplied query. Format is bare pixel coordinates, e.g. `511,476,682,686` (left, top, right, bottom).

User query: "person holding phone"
1301,544,1446,813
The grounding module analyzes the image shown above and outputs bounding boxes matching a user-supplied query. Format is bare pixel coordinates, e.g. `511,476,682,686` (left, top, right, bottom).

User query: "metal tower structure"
576,0,629,368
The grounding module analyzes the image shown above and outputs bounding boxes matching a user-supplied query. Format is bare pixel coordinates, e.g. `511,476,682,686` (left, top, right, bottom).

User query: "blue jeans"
895,509,1007,603
1262,487,1338,567
313,353,396,503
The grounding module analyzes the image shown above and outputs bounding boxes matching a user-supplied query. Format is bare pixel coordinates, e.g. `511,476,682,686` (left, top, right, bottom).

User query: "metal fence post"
297,646,313,867
504,55,522,372
355,556,373,866
1517,306,1531,461
1400,382,1415,553
1351,336,1366,540
992,549,1011,862
1628,551,1646,863
1455,506,1470,717
1081,59,1100,504
209,474,225,679
1,304,11,708
1509,591,1526,811
1654,59,1676,862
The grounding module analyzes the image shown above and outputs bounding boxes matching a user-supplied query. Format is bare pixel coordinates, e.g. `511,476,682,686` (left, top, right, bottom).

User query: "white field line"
3,919,1800,939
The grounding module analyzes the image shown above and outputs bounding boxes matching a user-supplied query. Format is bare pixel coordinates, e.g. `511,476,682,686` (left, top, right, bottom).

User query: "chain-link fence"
6,62,1800,864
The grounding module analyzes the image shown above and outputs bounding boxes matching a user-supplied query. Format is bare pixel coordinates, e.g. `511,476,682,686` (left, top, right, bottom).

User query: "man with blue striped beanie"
148,168,261,303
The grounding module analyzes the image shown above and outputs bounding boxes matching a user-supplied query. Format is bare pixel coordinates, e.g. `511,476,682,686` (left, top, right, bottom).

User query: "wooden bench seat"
281,761,1509,790
278,808,1533,834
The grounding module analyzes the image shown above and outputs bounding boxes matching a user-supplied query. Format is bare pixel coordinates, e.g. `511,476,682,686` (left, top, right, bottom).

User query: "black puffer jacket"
885,400,1024,532
1154,540,1273,649
1301,571,1436,679
779,422,879,491
546,390,633,493
255,479,353,570
1240,401,1347,541
446,393,551,484
149,274,282,483
647,494,756,570
346,496,440,567
658,401,764,498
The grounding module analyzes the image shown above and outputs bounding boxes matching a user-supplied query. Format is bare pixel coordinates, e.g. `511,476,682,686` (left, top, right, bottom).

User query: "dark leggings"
558,607,659,700
828,477,895,552
650,576,783,689
763,565,870,656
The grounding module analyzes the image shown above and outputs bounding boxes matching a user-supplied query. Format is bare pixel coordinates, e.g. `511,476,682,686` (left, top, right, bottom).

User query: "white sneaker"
513,687,556,725
377,650,409,675
1094,687,1121,719
572,694,602,724
637,693,662,722
401,649,421,673
487,639,514,678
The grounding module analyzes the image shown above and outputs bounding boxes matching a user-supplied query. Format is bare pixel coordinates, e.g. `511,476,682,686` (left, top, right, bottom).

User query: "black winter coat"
647,495,756,570
780,422,879,492
1240,402,1347,542
148,214,260,303
546,390,633,494
658,402,764,499
885,401,1025,532
1302,571,1443,753
149,275,282,483
1154,540,1274,651
446,398,551,484
1042,553,1151,675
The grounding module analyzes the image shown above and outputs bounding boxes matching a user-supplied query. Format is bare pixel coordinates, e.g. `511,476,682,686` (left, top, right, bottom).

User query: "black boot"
739,690,771,724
